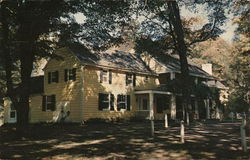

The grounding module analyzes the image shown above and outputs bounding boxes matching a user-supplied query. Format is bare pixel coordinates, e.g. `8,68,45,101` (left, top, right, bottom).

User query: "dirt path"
0,122,249,160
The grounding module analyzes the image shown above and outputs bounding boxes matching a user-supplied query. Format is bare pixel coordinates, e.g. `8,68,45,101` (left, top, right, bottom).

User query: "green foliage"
227,90,249,113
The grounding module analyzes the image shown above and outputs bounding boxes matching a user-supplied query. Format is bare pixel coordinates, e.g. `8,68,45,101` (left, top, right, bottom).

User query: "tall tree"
134,0,228,121
0,0,130,128
227,0,250,119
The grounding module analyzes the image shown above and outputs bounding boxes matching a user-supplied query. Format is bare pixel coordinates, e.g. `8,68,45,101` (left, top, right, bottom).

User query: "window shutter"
98,93,103,110
55,71,59,83
127,95,131,111
117,94,121,111
72,68,77,81
110,94,114,110
125,74,128,86
64,69,68,82
133,74,136,87
42,95,46,111
109,70,112,84
48,72,51,84
51,95,56,111
100,70,103,83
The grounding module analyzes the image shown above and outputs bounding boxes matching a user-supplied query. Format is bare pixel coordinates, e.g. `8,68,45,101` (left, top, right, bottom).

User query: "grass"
0,121,249,160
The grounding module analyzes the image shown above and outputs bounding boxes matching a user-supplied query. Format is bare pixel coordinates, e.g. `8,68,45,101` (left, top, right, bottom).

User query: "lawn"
0,121,249,160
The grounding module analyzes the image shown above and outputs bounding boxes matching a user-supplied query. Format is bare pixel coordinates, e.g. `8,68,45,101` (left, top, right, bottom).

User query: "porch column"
170,94,176,120
149,92,154,137
205,99,210,119
149,92,154,120
213,100,220,119
195,100,199,120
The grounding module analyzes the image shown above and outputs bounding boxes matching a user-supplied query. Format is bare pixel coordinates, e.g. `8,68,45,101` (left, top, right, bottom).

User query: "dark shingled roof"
68,43,214,79
69,44,152,74
154,54,215,79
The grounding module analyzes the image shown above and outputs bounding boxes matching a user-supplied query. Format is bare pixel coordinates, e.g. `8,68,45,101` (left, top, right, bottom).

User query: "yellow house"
4,45,226,123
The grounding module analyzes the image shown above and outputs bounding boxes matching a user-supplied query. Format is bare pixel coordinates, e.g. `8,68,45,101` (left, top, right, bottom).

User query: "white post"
165,114,168,128
195,100,199,120
242,116,247,127
186,112,190,126
170,95,176,120
170,72,175,80
180,120,185,143
240,125,247,152
149,92,154,137
151,120,154,137
205,99,210,119
231,112,234,123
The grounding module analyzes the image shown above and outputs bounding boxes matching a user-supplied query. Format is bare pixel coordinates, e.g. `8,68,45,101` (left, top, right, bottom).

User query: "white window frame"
102,94,111,111
117,95,127,111
126,73,133,86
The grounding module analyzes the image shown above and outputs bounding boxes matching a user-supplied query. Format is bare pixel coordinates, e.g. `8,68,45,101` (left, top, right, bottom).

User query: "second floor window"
126,73,136,86
48,71,59,84
100,69,112,84
64,68,77,82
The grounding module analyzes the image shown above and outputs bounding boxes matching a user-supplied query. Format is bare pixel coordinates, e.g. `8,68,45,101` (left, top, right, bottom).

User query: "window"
126,73,136,86
144,76,149,82
10,110,16,118
100,69,112,84
117,95,131,111
64,68,76,82
42,95,56,111
48,71,59,84
98,93,114,111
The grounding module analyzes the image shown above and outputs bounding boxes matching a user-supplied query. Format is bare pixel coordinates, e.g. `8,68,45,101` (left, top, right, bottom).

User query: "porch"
134,90,216,121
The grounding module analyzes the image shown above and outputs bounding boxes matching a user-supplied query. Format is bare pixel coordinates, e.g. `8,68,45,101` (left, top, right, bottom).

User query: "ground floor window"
98,93,114,111
42,95,56,111
10,110,16,118
117,95,131,111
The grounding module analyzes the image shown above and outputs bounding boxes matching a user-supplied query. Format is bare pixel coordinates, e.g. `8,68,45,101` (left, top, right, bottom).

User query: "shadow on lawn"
0,122,249,160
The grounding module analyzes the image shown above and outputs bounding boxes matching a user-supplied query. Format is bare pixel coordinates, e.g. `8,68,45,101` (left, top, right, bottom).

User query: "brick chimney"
202,63,212,75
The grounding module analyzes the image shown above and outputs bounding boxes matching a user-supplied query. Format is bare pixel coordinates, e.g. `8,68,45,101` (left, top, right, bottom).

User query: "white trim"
135,90,172,95
80,66,85,121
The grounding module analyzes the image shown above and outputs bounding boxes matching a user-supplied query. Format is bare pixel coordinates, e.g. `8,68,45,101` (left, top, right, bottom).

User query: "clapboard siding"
82,66,159,120
30,48,83,123
5,48,160,123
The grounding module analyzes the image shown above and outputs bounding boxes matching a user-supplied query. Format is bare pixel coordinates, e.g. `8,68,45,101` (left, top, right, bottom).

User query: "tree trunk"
1,2,19,114
167,1,191,122
17,43,34,127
